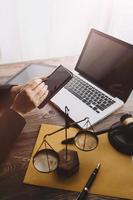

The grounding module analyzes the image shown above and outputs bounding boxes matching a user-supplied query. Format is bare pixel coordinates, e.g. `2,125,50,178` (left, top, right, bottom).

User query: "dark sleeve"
0,84,13,108
0,109,26,163
0,84,13,94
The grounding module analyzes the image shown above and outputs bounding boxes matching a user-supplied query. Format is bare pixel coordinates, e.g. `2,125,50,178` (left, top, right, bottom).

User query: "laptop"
51,29,133,128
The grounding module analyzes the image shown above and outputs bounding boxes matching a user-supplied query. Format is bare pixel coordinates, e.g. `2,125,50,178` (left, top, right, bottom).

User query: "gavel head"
108,113,133,155
120,113,133,131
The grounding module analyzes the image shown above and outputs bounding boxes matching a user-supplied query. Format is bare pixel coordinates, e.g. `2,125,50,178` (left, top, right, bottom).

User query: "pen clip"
84,187,89,193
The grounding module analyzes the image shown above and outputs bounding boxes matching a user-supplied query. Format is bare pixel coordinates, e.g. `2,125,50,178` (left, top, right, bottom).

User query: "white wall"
108,0,133,44
0,0,22,62
0,0,133,63
17,0,104,61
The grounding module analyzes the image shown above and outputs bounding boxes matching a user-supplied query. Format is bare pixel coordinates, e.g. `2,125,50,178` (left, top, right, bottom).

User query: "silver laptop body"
52,29,133,128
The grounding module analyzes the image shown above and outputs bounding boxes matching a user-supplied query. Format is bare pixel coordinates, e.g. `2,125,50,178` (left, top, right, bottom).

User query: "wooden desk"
0,57,132,200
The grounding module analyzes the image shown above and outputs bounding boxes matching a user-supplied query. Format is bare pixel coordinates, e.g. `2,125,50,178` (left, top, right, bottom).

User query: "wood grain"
0,57,131,200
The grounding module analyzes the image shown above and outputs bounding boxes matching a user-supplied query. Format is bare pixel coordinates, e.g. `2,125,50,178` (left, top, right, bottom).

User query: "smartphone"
39,65,73,108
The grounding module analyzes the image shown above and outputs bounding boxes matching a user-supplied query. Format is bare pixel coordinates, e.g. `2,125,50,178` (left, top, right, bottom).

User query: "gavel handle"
96,124,123,135
61,123,123,145
95,128,112,135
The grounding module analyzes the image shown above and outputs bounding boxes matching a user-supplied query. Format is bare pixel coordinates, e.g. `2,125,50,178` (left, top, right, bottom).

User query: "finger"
36,85,48,98
31,88,49,107
33,82,48,95
24,79,42,90
41,76,48,82
38,90,49,105
32,84,48,106
11,85,23,99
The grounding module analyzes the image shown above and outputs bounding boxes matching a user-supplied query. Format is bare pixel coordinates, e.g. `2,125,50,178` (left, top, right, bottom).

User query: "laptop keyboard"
64,75,115,113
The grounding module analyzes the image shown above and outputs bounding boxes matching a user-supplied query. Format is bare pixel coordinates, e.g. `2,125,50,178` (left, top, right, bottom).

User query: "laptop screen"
76,29,133,102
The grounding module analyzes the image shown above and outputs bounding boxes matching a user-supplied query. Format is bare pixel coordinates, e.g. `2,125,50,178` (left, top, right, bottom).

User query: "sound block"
108,122,133,155
56,149,79,177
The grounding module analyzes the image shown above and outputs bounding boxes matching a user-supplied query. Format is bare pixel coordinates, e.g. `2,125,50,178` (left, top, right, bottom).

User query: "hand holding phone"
6,63,73,109
39,65,73,108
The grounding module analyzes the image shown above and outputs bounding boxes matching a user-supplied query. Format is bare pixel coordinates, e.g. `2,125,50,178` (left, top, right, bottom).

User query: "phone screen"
39,65,73,107
45,65,72,92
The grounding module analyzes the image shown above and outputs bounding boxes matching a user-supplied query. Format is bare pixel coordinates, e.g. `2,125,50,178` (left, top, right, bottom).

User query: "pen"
76,163,101,200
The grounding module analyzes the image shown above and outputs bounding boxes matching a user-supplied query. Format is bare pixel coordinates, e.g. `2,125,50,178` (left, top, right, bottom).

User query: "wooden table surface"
0,57,132,200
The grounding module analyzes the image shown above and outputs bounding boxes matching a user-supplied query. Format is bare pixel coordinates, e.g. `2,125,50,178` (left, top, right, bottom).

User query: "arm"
0,85,25,163
0,79,48,163
0,84,14,109
0,109,26,163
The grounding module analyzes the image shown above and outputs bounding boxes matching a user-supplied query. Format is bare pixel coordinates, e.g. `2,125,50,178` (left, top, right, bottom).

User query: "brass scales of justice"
32,106,99,177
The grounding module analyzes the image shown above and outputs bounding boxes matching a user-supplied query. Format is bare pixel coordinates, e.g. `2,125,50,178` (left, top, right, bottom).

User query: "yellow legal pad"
24,124,133,199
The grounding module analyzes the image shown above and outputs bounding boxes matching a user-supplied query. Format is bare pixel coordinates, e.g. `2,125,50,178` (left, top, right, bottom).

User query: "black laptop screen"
76,29,133,102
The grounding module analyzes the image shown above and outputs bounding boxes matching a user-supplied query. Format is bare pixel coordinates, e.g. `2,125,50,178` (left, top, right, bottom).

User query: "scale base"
108,122,133,155
56,149,79,177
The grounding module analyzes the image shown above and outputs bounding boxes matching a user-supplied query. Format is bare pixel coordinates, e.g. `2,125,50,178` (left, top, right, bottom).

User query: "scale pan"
74,130,98,151
33,149,59,173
